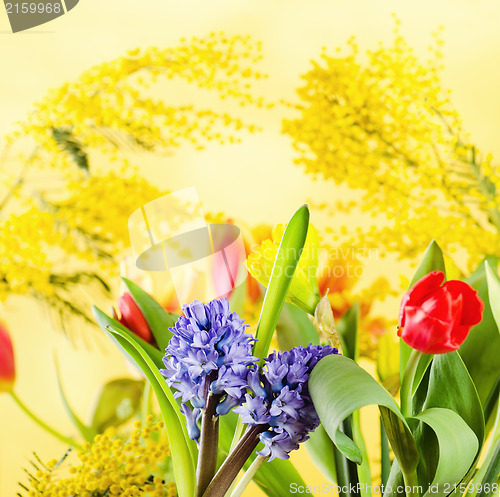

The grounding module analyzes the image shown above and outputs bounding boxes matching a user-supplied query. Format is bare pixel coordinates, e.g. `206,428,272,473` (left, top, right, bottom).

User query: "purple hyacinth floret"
160,298,256,441
234,343,338,461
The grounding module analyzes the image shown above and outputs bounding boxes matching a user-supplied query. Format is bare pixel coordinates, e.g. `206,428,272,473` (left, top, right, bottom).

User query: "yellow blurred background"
1,0,500,495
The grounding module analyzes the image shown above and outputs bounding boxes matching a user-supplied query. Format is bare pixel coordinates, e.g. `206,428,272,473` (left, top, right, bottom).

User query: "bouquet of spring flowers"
84,204,500,497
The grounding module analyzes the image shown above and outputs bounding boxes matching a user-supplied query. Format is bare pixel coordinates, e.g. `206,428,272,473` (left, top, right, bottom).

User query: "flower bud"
117,293,153,344
0,322,15,393
314,294,341,349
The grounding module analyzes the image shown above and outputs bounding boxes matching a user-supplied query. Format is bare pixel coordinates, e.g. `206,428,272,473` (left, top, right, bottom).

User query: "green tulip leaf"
276,302,319,351
336,303,359,361
306,424,337,483
477,439,500,497
424,352,484,443
409,240,446,287
412,408,478,497
121,277,178,351
93,305,164,370
254,205,310,362
333,303,372,492
411,353,434,397
104,324,197,497
309,354,419,475
485,261,500,333
401,241,446,378
253,457,308,497
412,351,484,488
460,257,500,410
90,378,144,433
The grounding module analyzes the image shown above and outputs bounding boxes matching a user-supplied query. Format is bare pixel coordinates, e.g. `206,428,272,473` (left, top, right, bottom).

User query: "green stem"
140,380,152,424
352,410,371,497
401,467,420,497
229,417,245,452
229,455,268,497
400,350,422,417
334,417,360,497
10,391,82,449
380,417,391,487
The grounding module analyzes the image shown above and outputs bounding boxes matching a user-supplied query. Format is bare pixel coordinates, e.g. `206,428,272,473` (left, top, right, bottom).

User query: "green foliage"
309,354,419,474
90,379,144,434
104,323,197,497
275,302,319,351
253,205,310,361
122,277,178,351
460,258,500,409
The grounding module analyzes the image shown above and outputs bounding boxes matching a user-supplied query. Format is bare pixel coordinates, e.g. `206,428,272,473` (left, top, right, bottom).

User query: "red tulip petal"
419,288,454,322
118,293,153,344
0,323,15,391
399,271,445,327
399,306,457,354
443,280,484,326
449,322,473,349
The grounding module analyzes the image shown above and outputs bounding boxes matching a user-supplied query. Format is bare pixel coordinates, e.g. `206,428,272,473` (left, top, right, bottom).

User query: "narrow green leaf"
409,240,446,287
276,302,319,351
90,379,144,433
306,424,337,483
421,352,484,443
336,303,359,361
477,439,500,497
93,305,164,369
413,408,478,497
335,304,370,491
54,357,96,442
383,460,404,497
485,261,500,333
334,418,360,497
460,257,500,409
380,419,391,487
413,351,484,489
253,457,308,497
401,240,446,382
309,355,419,475
122,277,178,351
104,325,197,497
411,354,433,397
254,205,309,361
352,410,372,496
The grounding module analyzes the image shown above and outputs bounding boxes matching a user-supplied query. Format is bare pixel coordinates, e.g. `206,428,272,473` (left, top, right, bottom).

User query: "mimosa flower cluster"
284,19,500,269
23,419,176,497
161,298,338,460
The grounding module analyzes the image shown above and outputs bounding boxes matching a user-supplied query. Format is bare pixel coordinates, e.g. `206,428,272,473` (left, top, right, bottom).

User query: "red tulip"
398,271,484,354
117,293,154,344
0,322,15,393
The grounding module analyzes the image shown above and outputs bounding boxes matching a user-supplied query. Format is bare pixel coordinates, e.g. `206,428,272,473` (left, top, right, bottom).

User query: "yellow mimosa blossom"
22,419,176,497
284,20,500,270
